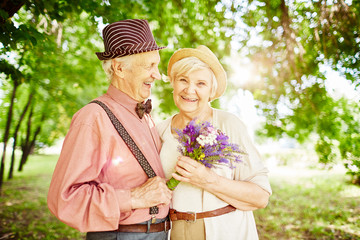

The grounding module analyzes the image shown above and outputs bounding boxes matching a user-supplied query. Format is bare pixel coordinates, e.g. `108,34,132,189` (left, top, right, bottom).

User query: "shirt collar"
107,84,141,117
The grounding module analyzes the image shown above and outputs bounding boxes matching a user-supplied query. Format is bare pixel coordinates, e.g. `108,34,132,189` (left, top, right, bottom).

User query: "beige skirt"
170,219,205,240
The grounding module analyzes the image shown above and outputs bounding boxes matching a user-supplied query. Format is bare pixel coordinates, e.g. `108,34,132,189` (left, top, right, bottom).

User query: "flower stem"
166,175,180,190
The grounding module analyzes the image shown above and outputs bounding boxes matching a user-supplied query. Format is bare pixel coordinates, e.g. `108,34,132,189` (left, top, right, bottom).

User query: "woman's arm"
172,156,270,211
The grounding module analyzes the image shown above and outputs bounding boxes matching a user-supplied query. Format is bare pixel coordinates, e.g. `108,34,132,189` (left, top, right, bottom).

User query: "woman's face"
173,68,213,116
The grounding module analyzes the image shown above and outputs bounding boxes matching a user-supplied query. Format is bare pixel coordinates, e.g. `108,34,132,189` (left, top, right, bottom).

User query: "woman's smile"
181,96,198,102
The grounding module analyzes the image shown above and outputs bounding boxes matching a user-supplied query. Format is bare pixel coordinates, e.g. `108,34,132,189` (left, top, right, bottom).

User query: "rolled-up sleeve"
221,113,272,195
47,115,130,232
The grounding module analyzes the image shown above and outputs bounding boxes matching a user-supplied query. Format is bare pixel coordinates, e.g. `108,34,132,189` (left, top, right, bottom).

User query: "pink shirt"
47,85,169,232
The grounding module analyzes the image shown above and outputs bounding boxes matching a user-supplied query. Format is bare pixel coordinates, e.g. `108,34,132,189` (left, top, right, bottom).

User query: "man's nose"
152,68,161,80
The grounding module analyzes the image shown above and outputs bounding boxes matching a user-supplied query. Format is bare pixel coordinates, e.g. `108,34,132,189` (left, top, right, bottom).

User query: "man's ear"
112,59,125,78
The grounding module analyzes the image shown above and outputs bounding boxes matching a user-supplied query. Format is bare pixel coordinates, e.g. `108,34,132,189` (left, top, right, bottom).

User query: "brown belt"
170,205,236,222
116,220,170,233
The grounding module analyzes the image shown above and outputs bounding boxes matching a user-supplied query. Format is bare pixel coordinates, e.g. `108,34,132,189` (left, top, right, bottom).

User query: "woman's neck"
172,106,213,130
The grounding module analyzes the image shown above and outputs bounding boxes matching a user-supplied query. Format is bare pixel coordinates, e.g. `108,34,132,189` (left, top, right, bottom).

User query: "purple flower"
173,119,245,169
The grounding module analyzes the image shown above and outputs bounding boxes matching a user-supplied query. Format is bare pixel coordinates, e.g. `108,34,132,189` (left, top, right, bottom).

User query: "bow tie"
135,99,152,119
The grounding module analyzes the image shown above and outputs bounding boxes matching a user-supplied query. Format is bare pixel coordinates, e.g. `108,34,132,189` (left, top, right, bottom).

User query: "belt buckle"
151,215,156,224
186,211,197,223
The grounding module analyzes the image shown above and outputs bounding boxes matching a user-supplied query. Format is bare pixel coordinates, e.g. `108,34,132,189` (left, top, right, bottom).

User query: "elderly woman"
156,45,272,240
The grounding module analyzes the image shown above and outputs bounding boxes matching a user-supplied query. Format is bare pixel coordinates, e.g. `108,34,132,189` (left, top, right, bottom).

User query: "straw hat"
96,19,166,60
167,45,227,100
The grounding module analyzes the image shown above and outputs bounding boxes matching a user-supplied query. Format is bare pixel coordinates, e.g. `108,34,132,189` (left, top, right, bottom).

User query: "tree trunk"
8,93,33,179
22,121,43,167
18,106,33,172
19,109,44,171
0,82,18,193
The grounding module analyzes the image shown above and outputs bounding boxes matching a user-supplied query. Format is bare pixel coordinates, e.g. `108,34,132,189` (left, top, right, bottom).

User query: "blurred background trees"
233,0,359,183
0,0,359,192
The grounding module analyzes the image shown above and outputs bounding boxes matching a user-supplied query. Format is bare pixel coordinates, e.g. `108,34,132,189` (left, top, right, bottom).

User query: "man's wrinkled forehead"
132,50,160,67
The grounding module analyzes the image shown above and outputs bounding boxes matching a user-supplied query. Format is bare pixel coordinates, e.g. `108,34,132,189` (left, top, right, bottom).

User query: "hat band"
96,41,164,60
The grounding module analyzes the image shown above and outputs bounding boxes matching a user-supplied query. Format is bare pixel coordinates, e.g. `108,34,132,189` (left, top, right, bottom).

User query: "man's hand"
130,176,172,209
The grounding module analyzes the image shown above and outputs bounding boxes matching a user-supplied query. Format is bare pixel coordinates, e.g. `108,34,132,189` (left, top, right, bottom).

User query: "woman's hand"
172,156,218,190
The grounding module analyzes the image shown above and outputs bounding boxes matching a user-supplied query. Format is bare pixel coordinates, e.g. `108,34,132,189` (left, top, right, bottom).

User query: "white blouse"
156,108,272,240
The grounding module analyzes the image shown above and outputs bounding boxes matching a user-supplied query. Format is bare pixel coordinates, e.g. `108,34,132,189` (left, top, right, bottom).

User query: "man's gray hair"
102,55,134,80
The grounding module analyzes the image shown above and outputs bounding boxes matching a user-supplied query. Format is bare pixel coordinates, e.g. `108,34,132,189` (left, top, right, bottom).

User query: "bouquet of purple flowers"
166,119,245,190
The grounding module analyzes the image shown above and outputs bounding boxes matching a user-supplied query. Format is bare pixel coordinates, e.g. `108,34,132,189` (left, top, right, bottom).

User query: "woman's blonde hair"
169,57,218,100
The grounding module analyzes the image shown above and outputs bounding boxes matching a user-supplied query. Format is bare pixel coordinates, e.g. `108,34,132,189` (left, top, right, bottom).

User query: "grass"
1,154,360,239
254,166,360,239
0,154,85,240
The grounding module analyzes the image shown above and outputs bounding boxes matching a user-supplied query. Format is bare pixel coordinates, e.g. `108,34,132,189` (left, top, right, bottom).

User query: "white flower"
197,132,217,147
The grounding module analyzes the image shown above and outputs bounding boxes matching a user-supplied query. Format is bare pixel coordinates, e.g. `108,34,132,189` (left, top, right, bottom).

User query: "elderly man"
47,19,172,240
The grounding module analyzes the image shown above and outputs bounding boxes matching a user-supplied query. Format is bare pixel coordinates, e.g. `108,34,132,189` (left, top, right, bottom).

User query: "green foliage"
1,5,107,151
239,0,360,183
0,59,25,84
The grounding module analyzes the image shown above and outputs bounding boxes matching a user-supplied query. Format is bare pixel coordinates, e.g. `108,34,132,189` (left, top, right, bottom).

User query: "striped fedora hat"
95,19,166,60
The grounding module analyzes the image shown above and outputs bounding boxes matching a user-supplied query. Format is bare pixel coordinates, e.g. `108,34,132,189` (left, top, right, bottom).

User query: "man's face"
121,51,161,102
